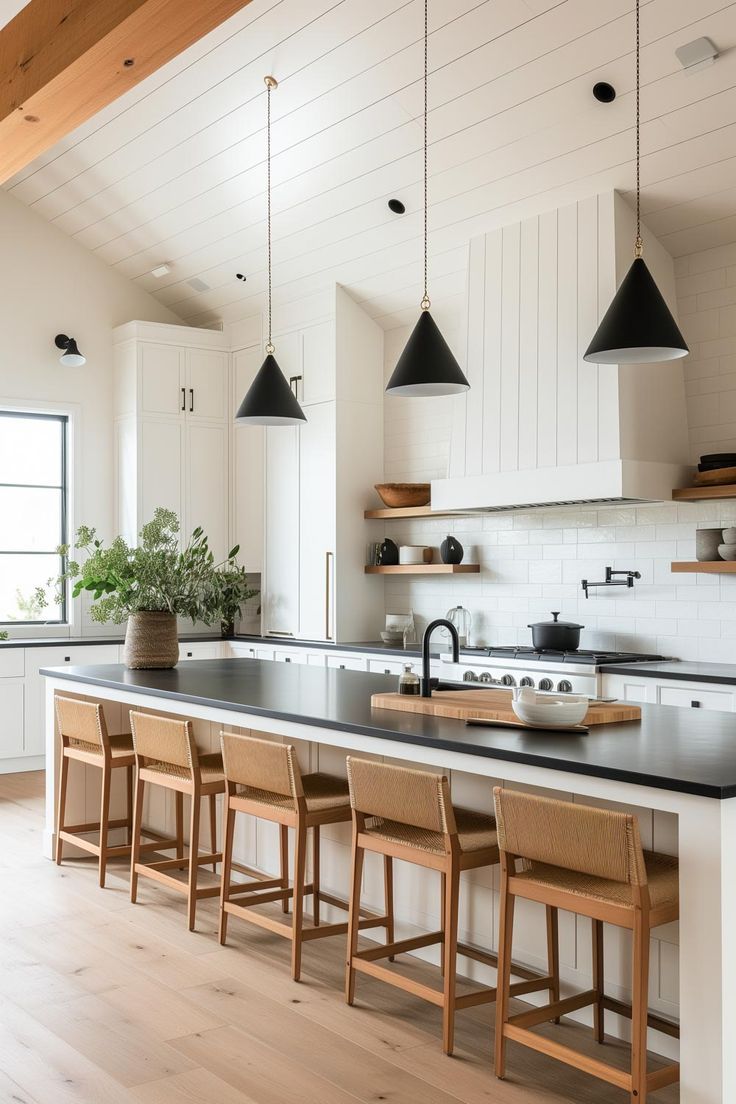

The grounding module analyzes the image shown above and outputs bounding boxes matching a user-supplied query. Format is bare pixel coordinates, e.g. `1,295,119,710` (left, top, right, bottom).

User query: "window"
0,411,68,624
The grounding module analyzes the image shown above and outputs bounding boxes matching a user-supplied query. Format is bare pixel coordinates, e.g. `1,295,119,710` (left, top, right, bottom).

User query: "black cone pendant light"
235,76,306,425
584,0,687,365
386,0,469,397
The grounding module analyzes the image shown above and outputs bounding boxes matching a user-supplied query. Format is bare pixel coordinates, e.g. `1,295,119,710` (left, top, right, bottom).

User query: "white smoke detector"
675,37,718,72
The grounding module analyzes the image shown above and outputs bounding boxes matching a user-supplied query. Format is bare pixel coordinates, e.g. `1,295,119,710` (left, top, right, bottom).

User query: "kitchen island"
42,658,736,1102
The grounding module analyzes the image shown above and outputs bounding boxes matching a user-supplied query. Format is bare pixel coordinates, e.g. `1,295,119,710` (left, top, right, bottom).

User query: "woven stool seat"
236,771,350,814
515,851,679,912
68,732,134,761
365,807,499,856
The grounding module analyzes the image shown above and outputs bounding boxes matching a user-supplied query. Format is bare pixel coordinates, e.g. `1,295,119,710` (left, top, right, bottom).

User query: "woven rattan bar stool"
219,732,392,982
492,787,680,1102
345,758,557,1056
55,695,144,888
129,711,224,930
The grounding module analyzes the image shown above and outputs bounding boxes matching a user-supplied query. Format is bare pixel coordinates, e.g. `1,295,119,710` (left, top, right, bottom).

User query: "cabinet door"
141,418,184,534
659,685,734,712
301,322,335,405
298,402,336,641
179,641,223,661
0,682,24,761
186,348,228,422
263,426,299,636
186,423,228,560
232,347,264,574
140,343,184,416
25,645,119,757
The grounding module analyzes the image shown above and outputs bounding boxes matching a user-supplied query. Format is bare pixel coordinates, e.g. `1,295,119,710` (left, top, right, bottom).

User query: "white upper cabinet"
232,346,264,574
301,322,335,406
113,322,230,559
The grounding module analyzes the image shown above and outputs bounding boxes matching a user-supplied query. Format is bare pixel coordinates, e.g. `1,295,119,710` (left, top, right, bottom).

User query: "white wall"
0,189,181,633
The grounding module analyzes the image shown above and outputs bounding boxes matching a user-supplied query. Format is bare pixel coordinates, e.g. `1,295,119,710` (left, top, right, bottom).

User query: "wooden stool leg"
439,871,446,975
219,802,236,946
187,792,201,932
546,905,560,1022
494,862,516,1080
98,763,112,889
442,863,460,1056
592,918,605,1043
130,774,145,903
209,793,218,873
126,764,133,842
345,837,365,1005
291,820,307,981
55,750,69,865
280,824,290,914
384,855,394,960
175,791,184,869
312,825,320,927
631,912,650,1102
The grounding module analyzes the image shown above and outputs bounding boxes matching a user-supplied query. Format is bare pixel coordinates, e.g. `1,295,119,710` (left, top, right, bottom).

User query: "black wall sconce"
55,334,86,367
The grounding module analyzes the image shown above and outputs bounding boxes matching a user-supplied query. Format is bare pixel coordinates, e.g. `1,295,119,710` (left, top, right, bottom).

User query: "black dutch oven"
528,611,583,651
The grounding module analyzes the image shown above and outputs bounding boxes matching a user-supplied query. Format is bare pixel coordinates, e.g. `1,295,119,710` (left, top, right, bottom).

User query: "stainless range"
440,646,670,698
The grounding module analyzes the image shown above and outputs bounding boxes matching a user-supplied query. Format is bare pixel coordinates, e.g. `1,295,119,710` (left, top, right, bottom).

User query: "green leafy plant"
214,564,259,636
48,507,257,627
8,587,48,621
0,631,7,641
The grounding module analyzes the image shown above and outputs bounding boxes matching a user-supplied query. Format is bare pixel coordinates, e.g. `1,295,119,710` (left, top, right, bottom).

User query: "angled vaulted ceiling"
4,0,736,332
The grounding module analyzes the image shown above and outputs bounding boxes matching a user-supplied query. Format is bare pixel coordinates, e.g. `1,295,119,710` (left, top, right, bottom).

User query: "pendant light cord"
421,0,430,311
265,76,275,354
634,0,642,258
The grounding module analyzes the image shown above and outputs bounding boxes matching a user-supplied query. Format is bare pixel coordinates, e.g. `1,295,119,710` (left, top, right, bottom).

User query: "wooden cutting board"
371,689,641,726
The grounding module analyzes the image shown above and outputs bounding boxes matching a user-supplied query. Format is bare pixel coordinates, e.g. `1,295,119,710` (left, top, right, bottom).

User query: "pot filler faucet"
421,618,460,697
581,566,641,599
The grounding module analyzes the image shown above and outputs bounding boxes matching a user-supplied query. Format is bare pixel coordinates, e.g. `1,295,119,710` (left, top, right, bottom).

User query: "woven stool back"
493,788,647,886
346,757,455,834
56,696,108,748
220,732,302,802
130,711,195,771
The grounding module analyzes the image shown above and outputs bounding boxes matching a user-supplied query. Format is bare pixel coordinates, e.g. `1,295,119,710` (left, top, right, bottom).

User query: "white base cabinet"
602,673,735,712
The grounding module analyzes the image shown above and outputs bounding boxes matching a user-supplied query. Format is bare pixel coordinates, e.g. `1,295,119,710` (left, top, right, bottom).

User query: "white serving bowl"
511,688,588,728
399,545,430,565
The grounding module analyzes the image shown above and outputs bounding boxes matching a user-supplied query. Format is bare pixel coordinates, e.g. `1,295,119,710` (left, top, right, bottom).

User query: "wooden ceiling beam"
0,0,254,183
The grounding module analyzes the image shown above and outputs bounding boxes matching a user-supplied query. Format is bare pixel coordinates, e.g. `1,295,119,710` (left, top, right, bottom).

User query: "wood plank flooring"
0,772,678,1103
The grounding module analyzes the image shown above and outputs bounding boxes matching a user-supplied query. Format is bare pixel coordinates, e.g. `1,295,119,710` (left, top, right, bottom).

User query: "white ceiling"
4,0,736,332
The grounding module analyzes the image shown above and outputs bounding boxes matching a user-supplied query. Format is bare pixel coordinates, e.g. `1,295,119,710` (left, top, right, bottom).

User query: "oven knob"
519,676,534,688
501,674,516,687
479,672,495,684
463,670,478,682
539,678,553,691
557,679,573,693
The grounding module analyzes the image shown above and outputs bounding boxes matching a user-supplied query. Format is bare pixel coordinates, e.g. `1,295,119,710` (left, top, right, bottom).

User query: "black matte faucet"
421,618,460,698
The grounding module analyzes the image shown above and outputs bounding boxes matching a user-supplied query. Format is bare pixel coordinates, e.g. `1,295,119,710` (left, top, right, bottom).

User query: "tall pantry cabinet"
258,287,384,643
113,322,229,559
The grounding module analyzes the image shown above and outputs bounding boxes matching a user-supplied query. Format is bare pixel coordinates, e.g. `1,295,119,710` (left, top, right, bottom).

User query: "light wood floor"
0,772,678,1104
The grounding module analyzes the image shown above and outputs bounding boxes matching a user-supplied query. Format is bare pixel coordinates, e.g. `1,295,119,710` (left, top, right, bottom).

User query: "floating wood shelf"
364,505,471,520
672,485,736,502
364,563,480,575
671,561,736,574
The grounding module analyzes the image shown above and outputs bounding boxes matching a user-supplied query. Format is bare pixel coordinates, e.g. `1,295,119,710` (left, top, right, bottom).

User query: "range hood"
431,192,691,514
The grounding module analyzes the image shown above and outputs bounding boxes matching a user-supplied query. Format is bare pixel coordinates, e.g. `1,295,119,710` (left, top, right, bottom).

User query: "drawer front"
368,658,420,677
658,685,735,712
0,650,24,678
326,656,367,672
274,649,310,665
179,642,222,661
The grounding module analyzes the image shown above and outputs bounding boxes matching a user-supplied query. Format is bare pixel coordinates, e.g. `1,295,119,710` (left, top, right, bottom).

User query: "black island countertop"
41,657,736,800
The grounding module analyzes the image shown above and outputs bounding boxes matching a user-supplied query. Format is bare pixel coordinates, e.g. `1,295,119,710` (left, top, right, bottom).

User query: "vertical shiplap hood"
431,192,691,512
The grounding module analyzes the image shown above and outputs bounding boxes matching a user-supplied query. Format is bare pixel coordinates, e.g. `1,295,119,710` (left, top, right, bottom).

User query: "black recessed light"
593,81,616,103
388,198,406,215
236,273,247,281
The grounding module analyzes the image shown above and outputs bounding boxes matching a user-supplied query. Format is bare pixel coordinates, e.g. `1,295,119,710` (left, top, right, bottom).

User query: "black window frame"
0,410,69,626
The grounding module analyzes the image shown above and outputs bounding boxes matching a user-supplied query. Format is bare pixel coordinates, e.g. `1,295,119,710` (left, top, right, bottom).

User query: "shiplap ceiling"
4,0,736,332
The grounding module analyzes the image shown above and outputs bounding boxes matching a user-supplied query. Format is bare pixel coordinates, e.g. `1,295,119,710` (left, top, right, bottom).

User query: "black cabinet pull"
186,651,193,658
64,656,70,662
691,700,701,708
284,657,291,663
181,387,186,411
189,388,194,412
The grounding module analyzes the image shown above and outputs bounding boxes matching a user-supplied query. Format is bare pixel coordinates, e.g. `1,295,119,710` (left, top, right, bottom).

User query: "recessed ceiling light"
150,262,171,278
388,198,406,214
236,273,247,281
593,82,616,103
187,277,210,292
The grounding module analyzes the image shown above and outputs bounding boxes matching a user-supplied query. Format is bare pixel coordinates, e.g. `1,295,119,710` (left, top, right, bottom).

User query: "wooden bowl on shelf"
374,482,431,508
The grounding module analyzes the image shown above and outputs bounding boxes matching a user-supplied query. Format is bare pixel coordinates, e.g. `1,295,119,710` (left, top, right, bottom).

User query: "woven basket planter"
123,611,178,669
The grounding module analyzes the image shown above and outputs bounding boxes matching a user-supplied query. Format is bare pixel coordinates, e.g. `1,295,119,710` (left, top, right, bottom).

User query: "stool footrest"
509,989,598,1031
352,958,445,1007
647,1063,680,1092
502,1024,631,1092
356,930,443,962
133,862,220,899
602,995,680,1039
